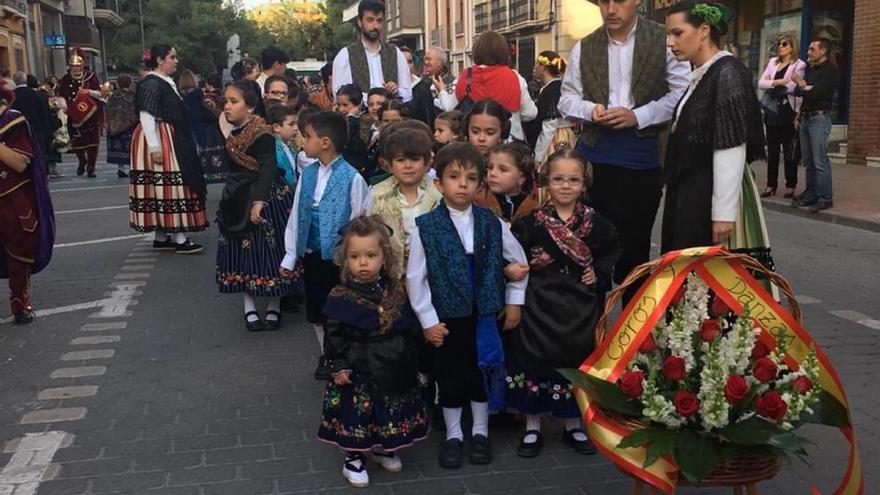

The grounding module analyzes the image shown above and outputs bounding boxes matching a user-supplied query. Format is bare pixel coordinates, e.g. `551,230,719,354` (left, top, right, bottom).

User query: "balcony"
0,0,27,18
63,15,101,50
509,0,537,25
386,0,423,40
94,0,124,27
490,0,507,31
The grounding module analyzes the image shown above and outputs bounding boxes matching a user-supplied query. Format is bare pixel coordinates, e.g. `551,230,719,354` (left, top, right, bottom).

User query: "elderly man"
332,0,412,102
408,46,456,130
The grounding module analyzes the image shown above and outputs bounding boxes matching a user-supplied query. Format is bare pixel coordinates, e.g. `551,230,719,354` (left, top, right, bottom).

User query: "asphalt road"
0,156,877,494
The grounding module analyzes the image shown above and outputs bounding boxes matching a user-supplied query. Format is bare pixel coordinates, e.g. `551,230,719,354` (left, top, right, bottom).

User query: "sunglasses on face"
778,41,789,47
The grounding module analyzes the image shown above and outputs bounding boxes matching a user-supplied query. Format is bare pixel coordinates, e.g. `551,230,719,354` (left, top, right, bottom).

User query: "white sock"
471,401,489,438
172,232,187,244
244,294,258,323
153,229,167,242
265,298,281,321
565,418,588,441
313,324,325,352
443,407,463,440
523,414,541,444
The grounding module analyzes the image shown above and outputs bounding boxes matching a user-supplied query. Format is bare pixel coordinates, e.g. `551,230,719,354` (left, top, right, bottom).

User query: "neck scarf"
534,202,594,271
225,117,272,171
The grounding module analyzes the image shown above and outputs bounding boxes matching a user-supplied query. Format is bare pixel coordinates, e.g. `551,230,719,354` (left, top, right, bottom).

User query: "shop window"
14,49,24,72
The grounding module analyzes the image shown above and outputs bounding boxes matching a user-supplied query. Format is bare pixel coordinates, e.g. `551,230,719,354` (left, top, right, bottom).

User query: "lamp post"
139,0,146,56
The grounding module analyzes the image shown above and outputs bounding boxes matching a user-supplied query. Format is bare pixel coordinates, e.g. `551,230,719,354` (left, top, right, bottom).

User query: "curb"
761,199,880,234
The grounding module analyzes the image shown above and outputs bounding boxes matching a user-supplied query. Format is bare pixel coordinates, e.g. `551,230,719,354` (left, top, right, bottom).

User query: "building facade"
0,0,29,74
28,0,67,81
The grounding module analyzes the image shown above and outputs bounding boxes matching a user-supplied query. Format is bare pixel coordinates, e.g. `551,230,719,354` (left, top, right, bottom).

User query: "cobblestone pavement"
0,157,877,494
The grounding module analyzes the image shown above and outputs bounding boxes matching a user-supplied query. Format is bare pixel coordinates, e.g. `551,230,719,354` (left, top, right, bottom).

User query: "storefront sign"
44,34,67,47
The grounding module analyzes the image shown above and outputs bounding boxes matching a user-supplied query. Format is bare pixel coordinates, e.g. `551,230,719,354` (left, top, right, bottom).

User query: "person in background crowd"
336,83,368,174
0,67,13,89
179,70,228,183
257,46,290,94
758,34,805,199
791,38,839,213
130,43,208,253
0,81,54,325
433,110,463,150
332,0,412,102
399,46,421,88
59,47,105,178
308,63,335,111
39,79,65,177
661,2,768,260
409,46,455,131
264,75,290,106
202,73,223,116
559,0,689,305
12,72,52,173
525,51,574,167
106,74,138,178
45,76,59,93
225,57,265,136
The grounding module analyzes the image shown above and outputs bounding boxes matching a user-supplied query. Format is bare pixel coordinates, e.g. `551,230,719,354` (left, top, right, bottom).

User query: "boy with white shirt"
280,111,372,380
406,142,528,469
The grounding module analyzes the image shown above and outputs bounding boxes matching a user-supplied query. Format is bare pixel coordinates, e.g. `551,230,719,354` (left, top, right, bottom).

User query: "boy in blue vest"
280,111,372,380
406,142,528,469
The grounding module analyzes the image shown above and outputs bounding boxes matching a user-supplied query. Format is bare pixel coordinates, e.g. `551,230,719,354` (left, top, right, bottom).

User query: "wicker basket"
594,251,798,492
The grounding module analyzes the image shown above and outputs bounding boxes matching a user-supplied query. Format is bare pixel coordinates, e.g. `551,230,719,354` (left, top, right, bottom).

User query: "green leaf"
767,432,807,455
802,390,850,428
617,427,665,449
673,429,719,483
557,368,643,417
718,416,783,446
615,427,678,469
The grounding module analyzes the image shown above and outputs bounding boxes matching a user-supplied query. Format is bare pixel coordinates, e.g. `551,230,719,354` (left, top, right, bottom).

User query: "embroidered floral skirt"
216,178,298,297
198,125,228,184
505,369,580,419
129,123,209,233
318,376,429,452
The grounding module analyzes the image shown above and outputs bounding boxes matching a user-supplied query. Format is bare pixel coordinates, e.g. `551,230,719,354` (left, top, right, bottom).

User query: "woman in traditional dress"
216,81,297,331
130,43,208,254
179,70,228,183
662,2,769,266
106,74,137,178
525,51,575,169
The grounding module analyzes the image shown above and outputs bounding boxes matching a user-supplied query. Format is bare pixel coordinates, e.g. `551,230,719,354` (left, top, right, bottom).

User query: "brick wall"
848,0,880,164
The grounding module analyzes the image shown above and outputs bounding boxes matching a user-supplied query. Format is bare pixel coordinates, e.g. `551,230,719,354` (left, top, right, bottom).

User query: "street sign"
44,34,67,47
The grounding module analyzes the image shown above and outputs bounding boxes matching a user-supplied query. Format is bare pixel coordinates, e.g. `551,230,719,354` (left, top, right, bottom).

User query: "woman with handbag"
757,34,805,198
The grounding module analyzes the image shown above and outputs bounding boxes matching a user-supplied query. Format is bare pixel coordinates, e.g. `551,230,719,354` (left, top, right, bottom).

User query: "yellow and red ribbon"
576,246,863,494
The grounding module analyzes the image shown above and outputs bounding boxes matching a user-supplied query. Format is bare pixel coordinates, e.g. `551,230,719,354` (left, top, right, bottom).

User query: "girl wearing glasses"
758,34,806,199
505,149,620,458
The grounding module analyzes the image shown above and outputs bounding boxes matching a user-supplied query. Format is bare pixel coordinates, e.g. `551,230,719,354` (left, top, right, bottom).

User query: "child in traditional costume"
478,143,538,224
506,149,620,457
318,215,428,488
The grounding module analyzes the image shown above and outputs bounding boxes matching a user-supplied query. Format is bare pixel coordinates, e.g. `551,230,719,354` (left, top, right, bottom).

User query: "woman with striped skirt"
130,43,208,253
216,81,299,332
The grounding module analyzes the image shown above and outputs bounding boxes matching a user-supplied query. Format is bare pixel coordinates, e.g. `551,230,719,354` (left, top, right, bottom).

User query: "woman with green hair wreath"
661,2,774,280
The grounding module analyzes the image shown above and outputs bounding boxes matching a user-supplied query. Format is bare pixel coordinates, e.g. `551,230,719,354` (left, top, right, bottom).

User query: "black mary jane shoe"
438,438,464,469
264,310,281,331
516,430,543,458
13,308,36,325
245,311,263,332
314,355,331,381
469,434,492,464
563,428,597,455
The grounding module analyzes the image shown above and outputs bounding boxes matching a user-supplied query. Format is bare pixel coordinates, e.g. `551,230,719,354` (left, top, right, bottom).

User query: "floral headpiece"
537,54,565,72
691,3,728,27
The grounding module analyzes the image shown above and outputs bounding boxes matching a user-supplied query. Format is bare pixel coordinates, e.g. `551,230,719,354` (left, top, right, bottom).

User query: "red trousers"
0,184,37,313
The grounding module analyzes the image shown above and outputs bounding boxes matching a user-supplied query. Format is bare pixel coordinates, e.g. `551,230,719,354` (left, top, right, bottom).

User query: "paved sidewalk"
750,160,880,232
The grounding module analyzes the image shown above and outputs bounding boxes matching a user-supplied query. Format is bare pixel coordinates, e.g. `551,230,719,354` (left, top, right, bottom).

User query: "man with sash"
0,82,54,324
559,0,689,304
58,47,104,178
331,0,412,103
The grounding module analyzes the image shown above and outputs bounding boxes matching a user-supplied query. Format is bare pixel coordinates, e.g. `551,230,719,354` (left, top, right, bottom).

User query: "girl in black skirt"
216,81,299,331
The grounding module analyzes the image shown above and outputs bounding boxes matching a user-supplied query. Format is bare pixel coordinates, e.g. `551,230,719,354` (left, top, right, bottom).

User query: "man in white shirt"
256,46,290,94
331,0,412,103
558,0,689,304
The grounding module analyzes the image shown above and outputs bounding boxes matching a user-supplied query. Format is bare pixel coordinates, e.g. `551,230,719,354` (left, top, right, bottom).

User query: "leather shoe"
469,434,492,464
13,308,35,325
516,430,543,458
438,438,464,468
810,200,833,213
563,428,597,455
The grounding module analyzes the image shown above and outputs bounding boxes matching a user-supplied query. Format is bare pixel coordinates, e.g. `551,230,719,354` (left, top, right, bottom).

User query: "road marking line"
50,184,127,193
50,366,106,379
91,284,138,318
20,408,87,424
0,432,70,492
858,319,880,330
60,349,114,361
124,257,157,263
126,251,157,257
55,205,128,215
80,321,127,331
794,295,822,304
55,234,146,248
113,272,150,280
0,300,105,324
120,264,155,271
37,386,99,400
70,336,121,345
829,309,880,329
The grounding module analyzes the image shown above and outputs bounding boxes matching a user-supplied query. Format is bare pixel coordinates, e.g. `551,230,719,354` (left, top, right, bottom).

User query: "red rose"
619,370,645,398
753,358,778,383
710,297,732,317
724,375,750,404
700,319,721,342
751,341,770,359
663,356,687,381
674,390,700,417
755,391,788,421
793,376,813,395
639,334,657,353
671,284,687,306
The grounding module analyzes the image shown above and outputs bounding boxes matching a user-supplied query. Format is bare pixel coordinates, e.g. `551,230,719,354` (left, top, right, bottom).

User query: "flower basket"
560,247,863,494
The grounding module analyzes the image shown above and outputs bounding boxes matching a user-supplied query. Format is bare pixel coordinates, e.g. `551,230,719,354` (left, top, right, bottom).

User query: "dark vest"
578,19,670,147
347,41,399,93
415,204,505,318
